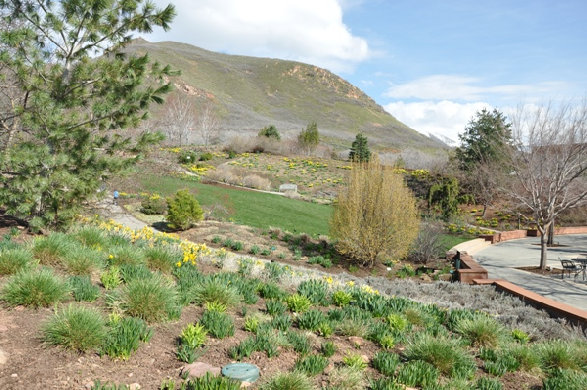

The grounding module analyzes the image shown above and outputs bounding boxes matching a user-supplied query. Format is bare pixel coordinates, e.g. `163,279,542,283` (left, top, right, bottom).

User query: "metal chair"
560,259,581,279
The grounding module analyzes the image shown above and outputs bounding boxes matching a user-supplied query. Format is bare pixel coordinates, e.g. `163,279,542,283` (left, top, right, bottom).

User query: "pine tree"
349,132,371,162
297,122,319,154
0,0,176,229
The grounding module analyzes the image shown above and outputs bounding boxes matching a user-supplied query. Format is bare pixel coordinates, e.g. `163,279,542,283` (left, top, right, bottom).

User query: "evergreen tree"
297,121,319,154
0,0,176,229
349,132,371,162
454,108,512,170
258,125,280,140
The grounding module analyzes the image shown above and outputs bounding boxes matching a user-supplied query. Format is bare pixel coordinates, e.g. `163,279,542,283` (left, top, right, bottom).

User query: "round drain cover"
221,362,260,383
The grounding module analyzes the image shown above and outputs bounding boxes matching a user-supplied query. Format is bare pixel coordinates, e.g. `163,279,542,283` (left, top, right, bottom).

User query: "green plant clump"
69,276,100,302
260,371,315,390
372,351,401,377
115,275,180,323
286,294,312,313
166,189,204,231
1,268,69,307
200,310,235,339
101,316,152,360
43,304,106,352
294,354,329,376
0,247,36,275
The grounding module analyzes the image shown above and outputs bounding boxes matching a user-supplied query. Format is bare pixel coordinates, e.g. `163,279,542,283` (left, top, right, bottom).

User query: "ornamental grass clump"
74,226,109,249
191,278,241,308
542,369,587,390
260,371,316,390
0,247,36,275
144,245,181,273
63,246,103,275
1,268,69,307
475,377,503,390
258,282,287,301
454,314,504,348
108,244,146,267
115,275,180,323
328,366,365,390
404,333,476,379
42,304,106,352
228,337,257,361
120,263,153,283
32,232,76,265
286,331,312,355
183,373,240,390
536,340,587,373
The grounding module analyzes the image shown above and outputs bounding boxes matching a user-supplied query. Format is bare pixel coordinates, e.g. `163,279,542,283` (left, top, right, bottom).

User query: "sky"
147,0,587,144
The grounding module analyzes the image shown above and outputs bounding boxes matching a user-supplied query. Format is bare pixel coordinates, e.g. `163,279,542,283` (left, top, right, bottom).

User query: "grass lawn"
139,174,332,236
439,233,472,252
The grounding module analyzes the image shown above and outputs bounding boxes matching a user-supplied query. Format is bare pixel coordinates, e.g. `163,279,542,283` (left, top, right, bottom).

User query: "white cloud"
384,100,493,144
148,0,370,73
384,75,566,102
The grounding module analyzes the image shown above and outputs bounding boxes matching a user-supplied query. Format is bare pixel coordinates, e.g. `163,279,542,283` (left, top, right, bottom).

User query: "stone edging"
473,279,587,328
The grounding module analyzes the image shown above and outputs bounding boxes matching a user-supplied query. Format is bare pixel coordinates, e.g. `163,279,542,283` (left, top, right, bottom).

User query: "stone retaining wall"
479,226,587,244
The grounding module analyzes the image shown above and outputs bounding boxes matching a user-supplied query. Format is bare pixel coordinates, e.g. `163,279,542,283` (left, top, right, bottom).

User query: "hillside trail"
92,194,152,231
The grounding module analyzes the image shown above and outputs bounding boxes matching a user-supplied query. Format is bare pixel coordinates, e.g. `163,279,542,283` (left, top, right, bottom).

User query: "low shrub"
307,255,332,268
249,245,260,255
140,194,167,215
43,304,106,352
178,149,198,164
294,354,329,376
0,247,36,275
166,189,203,231
101,316,152,360
1,268,69,307
201,310,234,339
231,241,244,251
199,152,213,161
69,276,100,302
242,174,271,191
115,275,180,323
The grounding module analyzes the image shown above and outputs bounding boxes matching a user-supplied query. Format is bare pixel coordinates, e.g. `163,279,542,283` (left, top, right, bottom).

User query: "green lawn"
139,175,332,236
438,234,471,252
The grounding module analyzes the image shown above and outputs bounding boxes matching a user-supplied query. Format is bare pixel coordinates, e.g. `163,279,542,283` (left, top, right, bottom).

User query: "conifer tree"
0,0,176,229
349,132,371,162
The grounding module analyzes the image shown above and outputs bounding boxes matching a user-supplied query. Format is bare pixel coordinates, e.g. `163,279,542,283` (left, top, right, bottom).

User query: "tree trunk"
482,203,487,217
539,223,549,270
547,219,555,246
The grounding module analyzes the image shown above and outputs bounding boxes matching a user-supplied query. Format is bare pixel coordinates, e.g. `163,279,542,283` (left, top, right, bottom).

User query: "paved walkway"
474,234,587,311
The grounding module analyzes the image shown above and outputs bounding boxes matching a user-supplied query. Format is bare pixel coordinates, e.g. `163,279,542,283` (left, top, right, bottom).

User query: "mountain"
127,39,445,150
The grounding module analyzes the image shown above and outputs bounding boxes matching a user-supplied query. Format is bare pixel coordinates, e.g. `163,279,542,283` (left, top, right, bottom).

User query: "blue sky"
148,0,587,143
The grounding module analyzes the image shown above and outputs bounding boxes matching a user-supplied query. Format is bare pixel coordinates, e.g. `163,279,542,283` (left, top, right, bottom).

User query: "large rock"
0,348,6,365
180,362,221,379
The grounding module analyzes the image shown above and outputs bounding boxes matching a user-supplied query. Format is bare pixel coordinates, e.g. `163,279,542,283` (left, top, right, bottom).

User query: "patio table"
573,257,587,281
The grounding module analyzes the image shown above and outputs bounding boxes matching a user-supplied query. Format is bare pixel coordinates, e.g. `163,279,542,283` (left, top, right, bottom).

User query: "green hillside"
127,39,444,150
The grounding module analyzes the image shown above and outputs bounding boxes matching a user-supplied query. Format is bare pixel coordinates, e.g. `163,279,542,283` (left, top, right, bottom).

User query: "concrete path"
92,197,151,231
474,234,587,311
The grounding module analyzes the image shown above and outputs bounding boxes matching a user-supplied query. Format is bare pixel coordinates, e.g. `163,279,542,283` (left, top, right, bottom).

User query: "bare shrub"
242,174,271,191
408,221,445,264
204,165,240,185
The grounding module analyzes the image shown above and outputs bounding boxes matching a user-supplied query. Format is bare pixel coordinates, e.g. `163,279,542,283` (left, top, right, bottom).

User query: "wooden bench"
560,259,581,279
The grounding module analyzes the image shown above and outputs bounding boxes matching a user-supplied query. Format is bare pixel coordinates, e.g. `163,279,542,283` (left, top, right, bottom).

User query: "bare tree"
198,103,219,147
160,95,196,146
499,102,587,269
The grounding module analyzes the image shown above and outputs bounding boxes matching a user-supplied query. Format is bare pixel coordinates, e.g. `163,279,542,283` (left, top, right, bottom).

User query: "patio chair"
560,259,581,280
